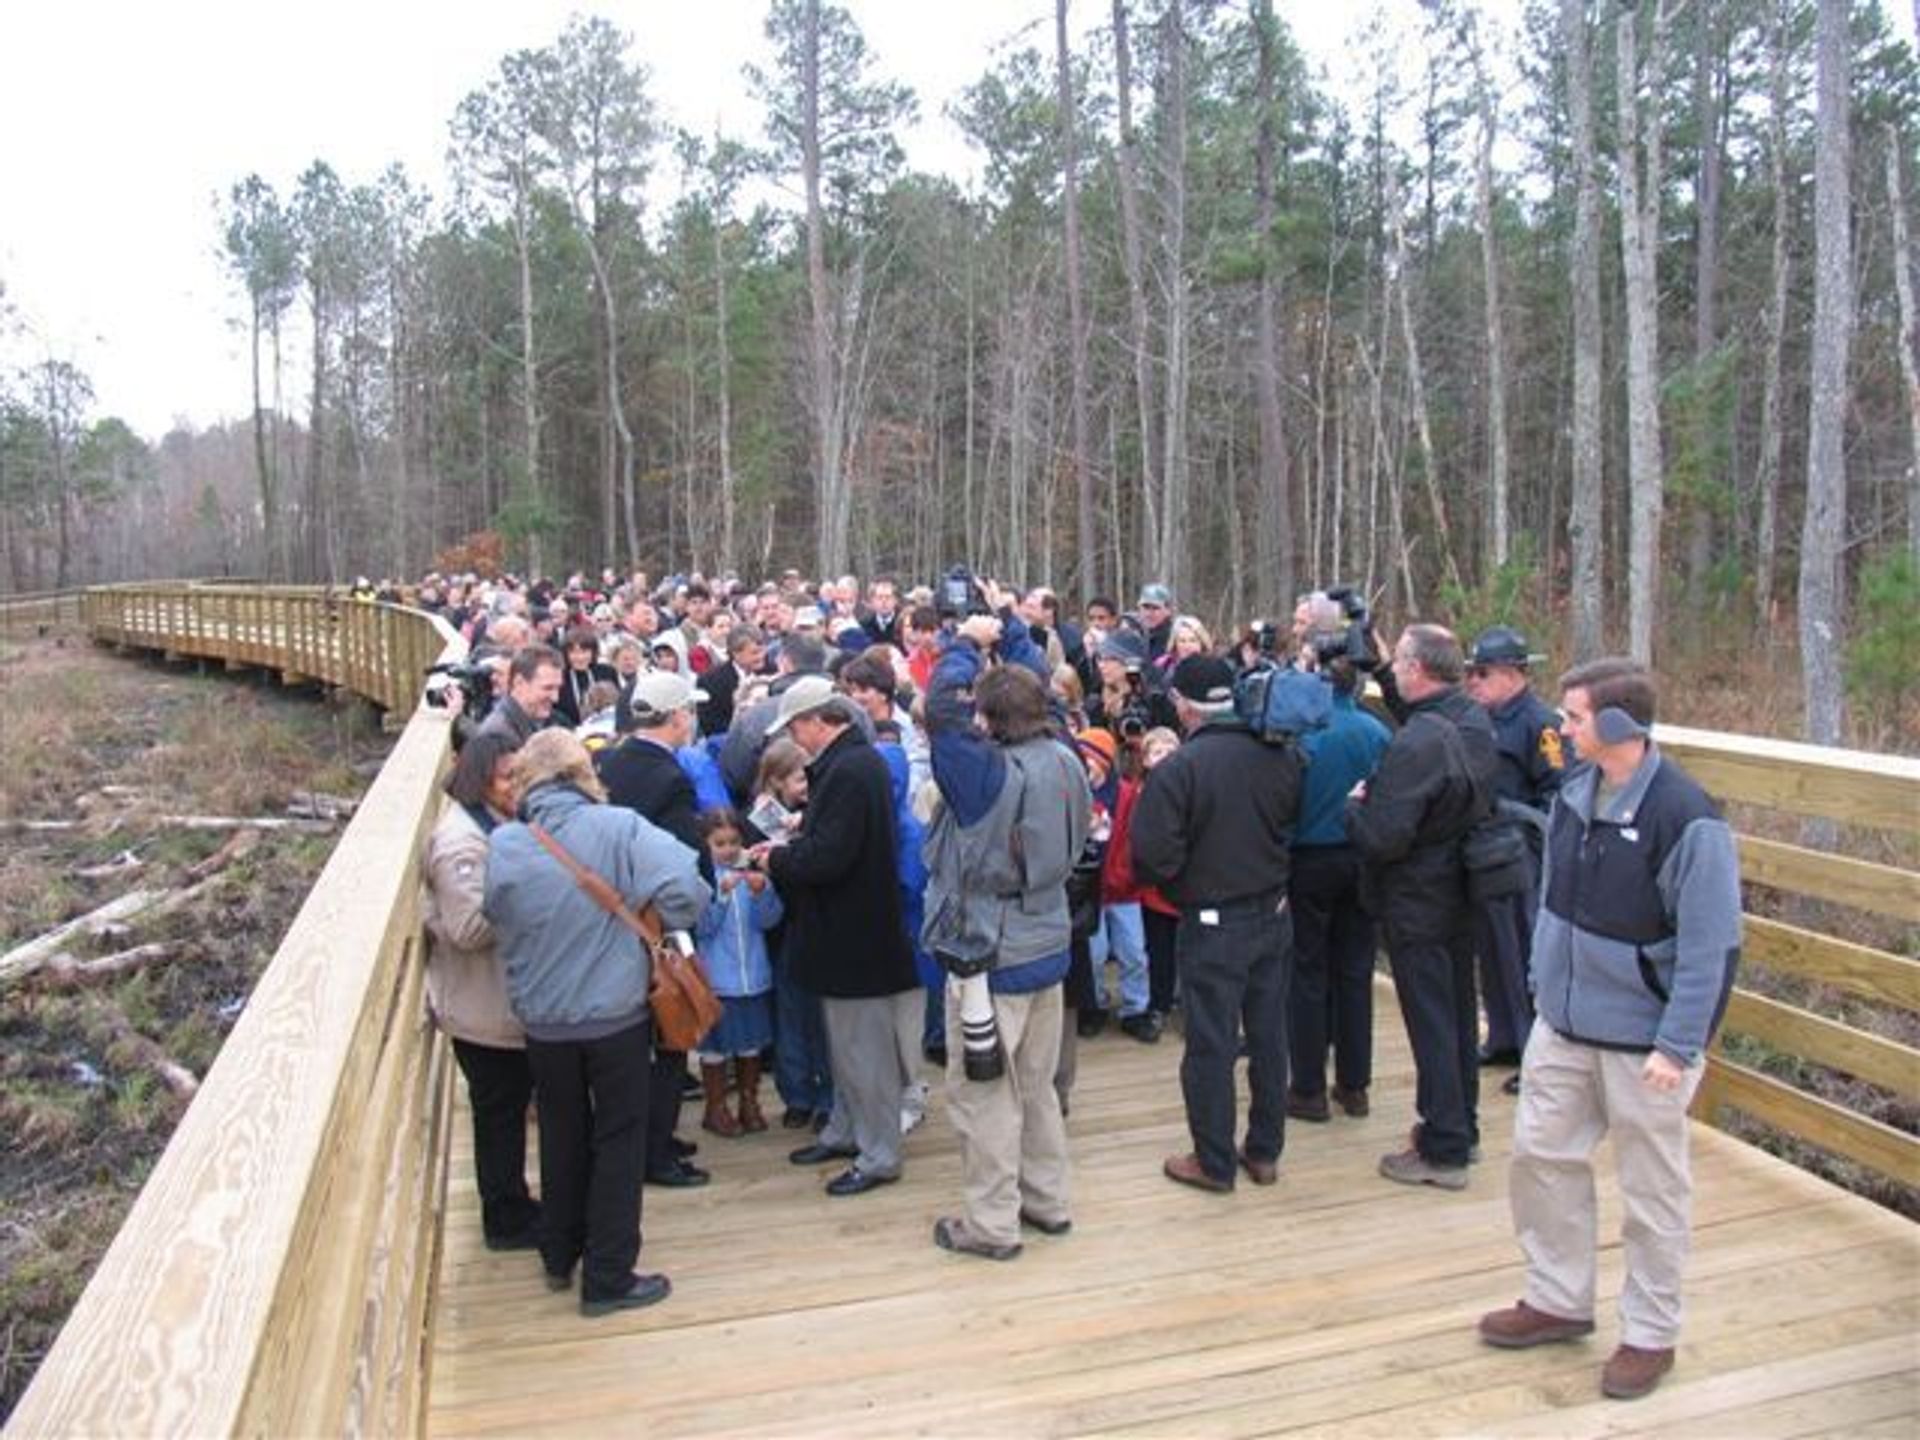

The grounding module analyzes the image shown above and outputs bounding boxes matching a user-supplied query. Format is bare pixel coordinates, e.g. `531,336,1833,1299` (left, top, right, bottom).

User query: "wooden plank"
1721,989,1920,1098
1656,723,1920,835
1738,835,1920,923
1744,915,1920,1011
1703,1056,1920,1187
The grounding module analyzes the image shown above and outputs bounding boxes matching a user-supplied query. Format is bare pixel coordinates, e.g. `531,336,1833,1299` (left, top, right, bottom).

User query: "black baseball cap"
1168,655,1235,704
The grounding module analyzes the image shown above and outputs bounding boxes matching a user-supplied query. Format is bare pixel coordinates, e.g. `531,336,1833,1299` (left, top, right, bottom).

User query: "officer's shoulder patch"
1539,727,1566,771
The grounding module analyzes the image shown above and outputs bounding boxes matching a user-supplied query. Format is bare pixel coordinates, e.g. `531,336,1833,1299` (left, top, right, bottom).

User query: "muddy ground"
0,630,392,1419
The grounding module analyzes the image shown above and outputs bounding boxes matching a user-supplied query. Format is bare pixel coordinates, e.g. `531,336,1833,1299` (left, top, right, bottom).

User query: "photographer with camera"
921,602,1091,1260
1087,629,1177,752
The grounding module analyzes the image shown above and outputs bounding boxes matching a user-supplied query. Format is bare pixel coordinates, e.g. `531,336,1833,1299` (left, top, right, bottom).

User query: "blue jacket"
484,782,710,1042
1487,688,1568,809
695,873,783,998
1532,745,1741,1067
1295,693,1391,847
676,742,732,814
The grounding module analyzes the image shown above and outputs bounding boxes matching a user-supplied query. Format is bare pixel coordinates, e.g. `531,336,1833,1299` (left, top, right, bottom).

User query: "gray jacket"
484,781,709,1042
1532,745,1741,1067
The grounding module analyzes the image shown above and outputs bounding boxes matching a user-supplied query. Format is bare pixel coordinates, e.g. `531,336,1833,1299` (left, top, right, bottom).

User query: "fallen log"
85,996,198,1099
73,850,145,882
185,827,261,881
285,791,358,820
38,943,176,990
0,819,83,834
152,814,336,833
0,890,163,988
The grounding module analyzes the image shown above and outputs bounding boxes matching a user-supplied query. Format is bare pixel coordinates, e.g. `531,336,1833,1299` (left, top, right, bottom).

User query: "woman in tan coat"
423,729,540,1251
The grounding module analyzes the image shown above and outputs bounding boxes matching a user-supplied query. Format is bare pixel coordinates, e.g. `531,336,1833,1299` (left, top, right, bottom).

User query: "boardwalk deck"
426,984,1919,1438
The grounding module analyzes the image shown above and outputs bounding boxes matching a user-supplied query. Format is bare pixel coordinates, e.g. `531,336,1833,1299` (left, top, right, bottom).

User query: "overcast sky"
1,1,1909,442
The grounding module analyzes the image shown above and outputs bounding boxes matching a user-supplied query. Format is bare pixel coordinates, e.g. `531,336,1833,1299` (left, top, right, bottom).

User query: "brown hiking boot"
1478,1300,1597,1349
1601,1344,1675,1399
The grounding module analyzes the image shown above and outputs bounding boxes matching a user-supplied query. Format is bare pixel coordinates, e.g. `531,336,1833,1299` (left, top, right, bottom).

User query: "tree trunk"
715,209,737,578
802,0,847,579
1473,47,1510,570
1252,0,1293,616
1565,0,1605,660
1112,0,1159,583
1390,187,1462,595
1617,0,1669,666
1157,0,1191,597
307,267,330,584
1755,0,1793,626
514,177,543,578
248,295,279,580
1686,4,1727,613
1887,125,1920,568
1057,0,1096,599
1800,0,1853,747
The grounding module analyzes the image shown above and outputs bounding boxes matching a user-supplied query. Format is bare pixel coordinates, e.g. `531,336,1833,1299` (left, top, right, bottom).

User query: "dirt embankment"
0,632,392,1420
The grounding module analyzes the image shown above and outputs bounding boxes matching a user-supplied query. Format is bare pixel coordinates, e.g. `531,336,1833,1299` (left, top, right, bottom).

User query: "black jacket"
765,726,917,999
553,661,617,728
698,660,748,738
1130,722,1303,908
1345,686,1499,943
596,734,703,853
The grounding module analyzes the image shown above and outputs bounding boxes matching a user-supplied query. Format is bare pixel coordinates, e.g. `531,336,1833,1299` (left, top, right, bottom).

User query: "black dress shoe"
1502,1072,1522,1095
645,1160,710,1188
825,1167,899,1197
580,1272,671,1316
484,1225,543,1253
781,1107,814,1130
544,1268,574,1293
923,1041,948,1066
1076,1007,1109,1039
669,1135,699,1159
1018,1209,1072,1236
1477,1046,1522,1068
789,1141,858,1166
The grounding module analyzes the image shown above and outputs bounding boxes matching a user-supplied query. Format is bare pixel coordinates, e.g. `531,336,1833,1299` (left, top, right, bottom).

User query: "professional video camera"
934,565,991,623
423,660,496,715
1319,584,1380,670
1232,621,1332,745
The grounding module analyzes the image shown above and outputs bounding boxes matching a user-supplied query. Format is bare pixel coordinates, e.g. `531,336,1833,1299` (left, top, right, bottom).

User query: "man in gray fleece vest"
1478,658,1741,1402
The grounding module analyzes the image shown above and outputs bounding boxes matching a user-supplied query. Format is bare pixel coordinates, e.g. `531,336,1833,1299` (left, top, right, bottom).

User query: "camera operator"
1283,630,1391,1122
1346,625,1500,1191
1130,655,1304,1193
921,604,1090,1259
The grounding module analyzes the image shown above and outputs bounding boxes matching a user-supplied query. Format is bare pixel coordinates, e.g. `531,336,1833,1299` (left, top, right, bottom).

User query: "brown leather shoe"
1331,1084,1370,1117
1478,1300,1597,1349
1601,1344,1675,1399
1163,1152,1234,1193
1237,1150,1278,1186
1285,1089,1331,1123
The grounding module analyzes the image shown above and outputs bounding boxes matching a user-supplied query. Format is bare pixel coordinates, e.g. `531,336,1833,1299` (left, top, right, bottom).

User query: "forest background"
2,0,1917,749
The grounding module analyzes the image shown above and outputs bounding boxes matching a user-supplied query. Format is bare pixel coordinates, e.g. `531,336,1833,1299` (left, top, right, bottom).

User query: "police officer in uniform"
1463,627,1567,1087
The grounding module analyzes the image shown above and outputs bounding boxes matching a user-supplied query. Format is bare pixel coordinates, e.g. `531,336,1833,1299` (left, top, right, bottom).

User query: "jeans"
773,945,833,1113
1099,902,1151,1017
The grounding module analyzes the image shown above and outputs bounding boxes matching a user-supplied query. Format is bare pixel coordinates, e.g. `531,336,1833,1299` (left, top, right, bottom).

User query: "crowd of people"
411,563,1741,1402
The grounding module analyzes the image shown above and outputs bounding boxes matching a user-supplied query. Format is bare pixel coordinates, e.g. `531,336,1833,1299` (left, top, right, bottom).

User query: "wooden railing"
0,587,83,635
1659,725,1920,1190
7,591,1915,1436
7,585,465,1438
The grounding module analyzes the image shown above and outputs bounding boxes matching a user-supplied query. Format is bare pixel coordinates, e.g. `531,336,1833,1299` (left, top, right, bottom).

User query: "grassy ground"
0,631,390,1420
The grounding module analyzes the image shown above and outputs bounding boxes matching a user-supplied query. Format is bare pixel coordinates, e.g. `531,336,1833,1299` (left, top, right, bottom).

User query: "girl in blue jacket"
693,808,784,1136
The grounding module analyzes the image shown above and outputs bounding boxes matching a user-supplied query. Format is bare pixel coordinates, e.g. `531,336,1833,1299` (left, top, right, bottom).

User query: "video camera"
423,659,496,715
935,565,990,623
1314,585,1380,671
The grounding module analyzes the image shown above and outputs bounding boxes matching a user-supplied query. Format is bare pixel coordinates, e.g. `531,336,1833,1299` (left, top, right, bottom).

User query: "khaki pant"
945,984,1072,1248
1509,1020,1704,1349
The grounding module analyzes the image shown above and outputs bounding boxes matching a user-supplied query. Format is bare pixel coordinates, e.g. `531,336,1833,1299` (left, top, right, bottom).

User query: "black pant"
1288,846,1377,1097
1065,933,1099,1013
1474,873,1538,1055
526,1019,651,1298
451,1038,539,1244
1386,928,1479,1167
646,1047,688,1175
1144,905,1180,1015
1176,899,1292,1183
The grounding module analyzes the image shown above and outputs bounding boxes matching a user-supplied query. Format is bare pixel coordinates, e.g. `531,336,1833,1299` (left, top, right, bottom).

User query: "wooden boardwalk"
427,988,1918,1439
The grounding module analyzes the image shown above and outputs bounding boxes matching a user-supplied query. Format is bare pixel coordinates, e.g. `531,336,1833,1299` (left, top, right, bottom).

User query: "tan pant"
945,983,1072,1248
1509,1020,1704,1349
